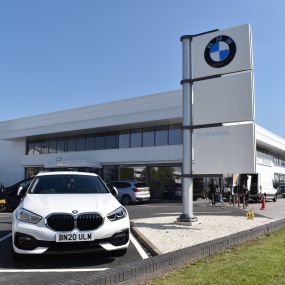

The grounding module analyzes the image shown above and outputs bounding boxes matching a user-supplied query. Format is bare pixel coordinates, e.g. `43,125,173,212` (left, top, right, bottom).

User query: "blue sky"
0,1,284,136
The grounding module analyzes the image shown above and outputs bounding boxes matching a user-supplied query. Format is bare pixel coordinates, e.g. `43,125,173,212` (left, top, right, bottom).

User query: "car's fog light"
110,230,129,246
14,232,38,250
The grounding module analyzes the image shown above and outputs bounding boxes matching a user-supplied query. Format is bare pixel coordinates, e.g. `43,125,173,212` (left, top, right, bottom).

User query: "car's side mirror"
17,186,29,198
111,186,118,196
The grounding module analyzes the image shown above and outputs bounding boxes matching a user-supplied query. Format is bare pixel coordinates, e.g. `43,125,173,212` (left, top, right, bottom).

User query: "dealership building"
1,90,285,199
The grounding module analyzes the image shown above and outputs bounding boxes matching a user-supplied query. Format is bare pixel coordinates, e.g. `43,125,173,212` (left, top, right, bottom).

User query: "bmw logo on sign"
204,35,236,68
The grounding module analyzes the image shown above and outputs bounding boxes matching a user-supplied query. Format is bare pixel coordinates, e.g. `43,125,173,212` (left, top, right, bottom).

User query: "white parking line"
130,233,149,260
153,212,181,215
134,204,181,208
0,268,109,273
0,233,12,243
0,213,12,217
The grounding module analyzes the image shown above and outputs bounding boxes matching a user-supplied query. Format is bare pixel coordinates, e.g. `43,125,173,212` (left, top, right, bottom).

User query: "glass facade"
148,166,181,199
130,129,142,148
275,174,285,194
102,164,182,200
76,136,86,151
169,125,182,145
155,126,168,146
142,127,155,147
257,147,285,167
85,135,95,151
119,131,130,148
48,139,57,153
94,134,105,150
27,124,182,155
66,137,76,152
56,138,65,153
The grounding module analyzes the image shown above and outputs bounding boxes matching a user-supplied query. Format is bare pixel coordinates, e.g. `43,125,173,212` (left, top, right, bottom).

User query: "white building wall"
0,139,25,186
256,125,285,156
21,145,183,168
0,90,182,140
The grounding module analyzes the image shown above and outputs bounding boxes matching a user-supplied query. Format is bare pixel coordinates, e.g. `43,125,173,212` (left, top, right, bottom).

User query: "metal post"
178,37,197,223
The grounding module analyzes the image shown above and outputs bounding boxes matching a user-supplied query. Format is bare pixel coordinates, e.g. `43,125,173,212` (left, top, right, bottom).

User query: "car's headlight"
107,206,127,222
16,208,42,224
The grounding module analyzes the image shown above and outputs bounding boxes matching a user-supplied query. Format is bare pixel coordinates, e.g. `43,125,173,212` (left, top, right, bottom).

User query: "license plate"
0,199,6,204
56,232,95,243
140,188,149,192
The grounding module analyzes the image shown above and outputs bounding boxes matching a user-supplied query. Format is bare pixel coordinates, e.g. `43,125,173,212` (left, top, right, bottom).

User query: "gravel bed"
132,215,276,254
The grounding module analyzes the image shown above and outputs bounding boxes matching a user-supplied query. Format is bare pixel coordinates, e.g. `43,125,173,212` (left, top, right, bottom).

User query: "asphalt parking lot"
0,199,283,285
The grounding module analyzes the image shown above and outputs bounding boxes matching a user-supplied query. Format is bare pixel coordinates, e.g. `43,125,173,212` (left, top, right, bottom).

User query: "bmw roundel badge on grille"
72,210,78,214
204,35,236,68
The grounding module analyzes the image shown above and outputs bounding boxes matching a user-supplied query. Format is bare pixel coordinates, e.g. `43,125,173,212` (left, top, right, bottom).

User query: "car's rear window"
134,183,147,188
28,175,109,194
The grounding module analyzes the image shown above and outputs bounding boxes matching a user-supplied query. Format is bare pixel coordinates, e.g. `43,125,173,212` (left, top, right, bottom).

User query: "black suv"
0,177,34,212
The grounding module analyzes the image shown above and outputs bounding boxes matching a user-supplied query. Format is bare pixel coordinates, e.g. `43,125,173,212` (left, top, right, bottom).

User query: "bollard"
260,195,266,210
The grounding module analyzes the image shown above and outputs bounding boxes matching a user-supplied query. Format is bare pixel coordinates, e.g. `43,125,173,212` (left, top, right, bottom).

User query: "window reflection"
48,140,57,153
169,125,182,145
76,136,86,151
66,137,76,152
131,129,142,148
95,134,105,150
155,126,168,146
34,142,42,155
56,139,65,153
143,127,155,147
27,142,34,155
85,135,95,151
105,133,117,149
119,131,130,148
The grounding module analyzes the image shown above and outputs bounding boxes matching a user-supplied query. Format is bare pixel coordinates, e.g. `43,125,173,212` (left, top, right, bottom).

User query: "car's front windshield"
28,175,109,194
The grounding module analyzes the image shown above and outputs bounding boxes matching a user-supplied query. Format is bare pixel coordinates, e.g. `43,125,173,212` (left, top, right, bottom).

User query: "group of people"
206,179,250,208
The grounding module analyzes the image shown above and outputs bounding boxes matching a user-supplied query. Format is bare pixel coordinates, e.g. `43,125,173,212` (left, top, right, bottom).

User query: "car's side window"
113,182,130,188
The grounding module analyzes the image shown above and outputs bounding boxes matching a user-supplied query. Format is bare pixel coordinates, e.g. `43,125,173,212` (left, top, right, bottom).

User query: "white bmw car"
12,171,130,256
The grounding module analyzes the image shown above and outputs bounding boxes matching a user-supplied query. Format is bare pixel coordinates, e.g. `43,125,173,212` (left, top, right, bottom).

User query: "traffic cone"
260,195,266,210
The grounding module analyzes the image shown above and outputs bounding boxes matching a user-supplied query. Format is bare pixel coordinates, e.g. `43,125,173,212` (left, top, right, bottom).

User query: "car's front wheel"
121,195,131,205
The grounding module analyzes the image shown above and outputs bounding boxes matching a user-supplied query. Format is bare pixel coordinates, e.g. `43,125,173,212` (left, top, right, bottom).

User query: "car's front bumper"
12,215,130,254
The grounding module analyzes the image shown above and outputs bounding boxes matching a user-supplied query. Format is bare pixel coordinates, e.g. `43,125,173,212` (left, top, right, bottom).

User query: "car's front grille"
77,213,103,231
47,214,74,231
46,213,103,231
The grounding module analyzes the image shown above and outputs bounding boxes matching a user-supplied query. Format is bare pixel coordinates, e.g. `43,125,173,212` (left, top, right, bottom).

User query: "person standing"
209,180,218,206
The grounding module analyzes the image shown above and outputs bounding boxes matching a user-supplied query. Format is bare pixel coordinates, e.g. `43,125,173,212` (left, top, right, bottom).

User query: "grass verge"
146,227,285,285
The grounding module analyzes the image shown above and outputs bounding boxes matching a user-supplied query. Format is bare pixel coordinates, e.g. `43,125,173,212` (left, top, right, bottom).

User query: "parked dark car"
0,177,34,212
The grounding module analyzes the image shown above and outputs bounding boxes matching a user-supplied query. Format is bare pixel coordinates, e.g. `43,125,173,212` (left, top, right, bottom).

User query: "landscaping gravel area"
132,212,276,254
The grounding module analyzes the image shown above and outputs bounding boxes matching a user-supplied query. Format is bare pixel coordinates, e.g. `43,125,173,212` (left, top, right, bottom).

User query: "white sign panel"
193,123,256,174
193,71,254,125
192,24,252,79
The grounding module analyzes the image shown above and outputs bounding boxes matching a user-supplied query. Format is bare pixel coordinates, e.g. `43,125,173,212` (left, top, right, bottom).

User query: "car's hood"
21,193,122,217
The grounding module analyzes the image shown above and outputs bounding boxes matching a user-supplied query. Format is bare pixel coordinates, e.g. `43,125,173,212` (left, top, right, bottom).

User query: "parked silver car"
110,181,151,205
